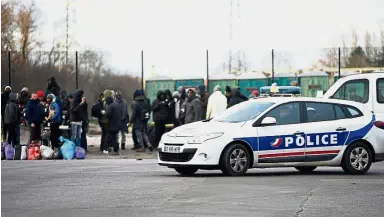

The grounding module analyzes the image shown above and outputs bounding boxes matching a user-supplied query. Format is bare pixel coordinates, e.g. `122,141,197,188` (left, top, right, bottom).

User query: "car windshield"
213,101,274,123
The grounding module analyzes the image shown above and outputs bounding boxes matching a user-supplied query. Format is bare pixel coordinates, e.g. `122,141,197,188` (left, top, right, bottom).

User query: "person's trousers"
108,130,118,152
50,123,60,148
4,123,17,145
15,124,20,145
30,124,41,142
81,122,88,151
100,123,106,151
132,127,139,148
101,123,110,151
135,128,152,148
71,123,82,147
154,120,166,147
1,118,6,141
119,130,126,144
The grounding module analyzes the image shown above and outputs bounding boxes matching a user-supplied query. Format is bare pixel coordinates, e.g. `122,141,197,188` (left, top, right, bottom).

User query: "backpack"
28,142,41,160
4,143,15,160
91,101,103,118
75,146,86,159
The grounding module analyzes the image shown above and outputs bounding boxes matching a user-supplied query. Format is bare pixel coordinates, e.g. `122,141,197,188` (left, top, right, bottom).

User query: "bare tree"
1,1,18,51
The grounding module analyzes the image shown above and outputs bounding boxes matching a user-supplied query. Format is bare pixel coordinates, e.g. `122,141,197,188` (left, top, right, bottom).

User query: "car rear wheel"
174,167,198,176
294,166,317,173
220,143,251,176
342,142,372,175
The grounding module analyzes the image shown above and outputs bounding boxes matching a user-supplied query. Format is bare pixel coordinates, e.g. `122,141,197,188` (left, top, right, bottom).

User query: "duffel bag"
28,142,41,160
40,145,54,160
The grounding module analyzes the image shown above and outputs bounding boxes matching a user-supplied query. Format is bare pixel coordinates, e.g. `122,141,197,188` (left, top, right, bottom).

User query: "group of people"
1,76,89,152
2,78,259,154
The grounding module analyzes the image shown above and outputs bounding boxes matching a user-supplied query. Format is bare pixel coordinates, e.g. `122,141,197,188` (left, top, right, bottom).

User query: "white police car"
158,97,384,176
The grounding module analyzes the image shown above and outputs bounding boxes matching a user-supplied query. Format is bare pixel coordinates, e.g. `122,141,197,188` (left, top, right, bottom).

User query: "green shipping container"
272,73,298,86
208,73,237,94
237,72,268,97
145,76,175,105
175,79,204,90
299,71,330,97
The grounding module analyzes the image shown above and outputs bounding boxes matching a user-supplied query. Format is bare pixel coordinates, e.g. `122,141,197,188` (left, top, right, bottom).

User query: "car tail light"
374,121,384,130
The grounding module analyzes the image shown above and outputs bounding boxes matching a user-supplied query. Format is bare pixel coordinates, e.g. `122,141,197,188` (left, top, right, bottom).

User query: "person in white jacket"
206,85,227,119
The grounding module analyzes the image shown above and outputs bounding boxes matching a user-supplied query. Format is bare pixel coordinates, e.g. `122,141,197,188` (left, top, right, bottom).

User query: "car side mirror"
259,117,277,126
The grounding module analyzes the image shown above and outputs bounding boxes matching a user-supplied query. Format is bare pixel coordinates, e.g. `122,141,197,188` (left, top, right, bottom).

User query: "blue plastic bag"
4,143,15,160
59,136,75,160
75,146,86,159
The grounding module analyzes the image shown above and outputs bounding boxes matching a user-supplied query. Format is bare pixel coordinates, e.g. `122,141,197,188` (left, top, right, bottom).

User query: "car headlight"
188,132,224,144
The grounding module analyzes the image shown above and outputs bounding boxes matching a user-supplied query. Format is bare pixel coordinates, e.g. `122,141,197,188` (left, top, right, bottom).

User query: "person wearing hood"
1,86,12,141
46,76,61,97
151,90,168,146
70,89,87,147
227,88,248,108
206,85,227,119
26,93,45,142
248,90,260,99
99,89,115,153
105,96,122,154
130,89,153,152
185,89,202,124
115,91,129,150
19,87,29,110
46,94,62,149
225,86,232,104
172,91,184,127
196,85,209,120
3,93,19,145
164,89,175,124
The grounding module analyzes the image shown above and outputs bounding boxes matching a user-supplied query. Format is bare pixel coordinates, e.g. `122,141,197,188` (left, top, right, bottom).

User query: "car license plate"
163,146,182,153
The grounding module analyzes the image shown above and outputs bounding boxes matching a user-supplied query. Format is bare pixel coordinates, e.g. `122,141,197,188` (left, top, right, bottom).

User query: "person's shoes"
131,147,138,150
121,143,126,150
136,148,145,153
148,147,154,152
103,150,109,154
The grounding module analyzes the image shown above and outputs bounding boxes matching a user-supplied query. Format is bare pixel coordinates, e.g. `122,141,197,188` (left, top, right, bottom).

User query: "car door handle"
336,127,347,131
294,131,304,135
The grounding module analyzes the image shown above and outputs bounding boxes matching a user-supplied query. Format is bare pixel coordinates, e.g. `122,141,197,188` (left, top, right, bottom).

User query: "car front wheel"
174,167,198,176
342,142,372,175
220,143,251,176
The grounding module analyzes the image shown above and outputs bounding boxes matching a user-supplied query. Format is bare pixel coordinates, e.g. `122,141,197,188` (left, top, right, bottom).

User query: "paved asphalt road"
2,160,384,217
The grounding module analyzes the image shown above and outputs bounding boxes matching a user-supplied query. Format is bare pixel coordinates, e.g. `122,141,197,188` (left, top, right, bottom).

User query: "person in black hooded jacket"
70,90,87,147
164,89,175,124
46,76,61,97
105,96,122,154
227,88,248,108
151,90,168,147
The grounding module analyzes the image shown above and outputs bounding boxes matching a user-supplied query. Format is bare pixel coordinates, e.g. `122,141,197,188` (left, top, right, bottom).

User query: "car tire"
220,143,251,176
341,142,372,175
294,166,317,173
174,167,198,176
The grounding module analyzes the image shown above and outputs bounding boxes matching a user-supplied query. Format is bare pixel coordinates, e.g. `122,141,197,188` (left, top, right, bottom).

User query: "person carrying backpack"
130,89,153,152
4,93,20,145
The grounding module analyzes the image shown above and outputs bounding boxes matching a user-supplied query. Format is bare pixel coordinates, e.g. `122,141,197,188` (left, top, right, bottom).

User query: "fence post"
206,50,209,92
75,51,79,89
141,50,144,90
271,49,275,85
8,51,12,86
338,47,341,78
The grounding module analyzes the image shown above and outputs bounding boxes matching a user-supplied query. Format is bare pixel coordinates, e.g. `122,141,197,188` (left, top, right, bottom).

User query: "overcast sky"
30,0,384,78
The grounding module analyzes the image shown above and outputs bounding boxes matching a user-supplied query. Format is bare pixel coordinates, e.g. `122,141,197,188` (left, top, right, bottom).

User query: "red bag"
28,142,41,160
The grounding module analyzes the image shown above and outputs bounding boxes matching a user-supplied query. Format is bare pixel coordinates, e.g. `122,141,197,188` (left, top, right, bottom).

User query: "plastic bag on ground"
21,145,28,160
28,141,41,160
59,136,75,160
40,145,54,160
5,143,15,160
75,146,86,159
